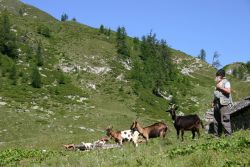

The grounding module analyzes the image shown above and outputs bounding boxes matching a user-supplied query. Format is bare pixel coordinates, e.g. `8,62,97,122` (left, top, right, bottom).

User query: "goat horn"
171,104,175,108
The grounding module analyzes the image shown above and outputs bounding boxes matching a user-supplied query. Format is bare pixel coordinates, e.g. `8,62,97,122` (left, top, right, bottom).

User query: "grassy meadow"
0,0,249,166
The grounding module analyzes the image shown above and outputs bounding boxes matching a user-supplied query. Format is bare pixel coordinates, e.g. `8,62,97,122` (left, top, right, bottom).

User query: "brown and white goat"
166,105,204,141
106,126,139,146
130,121,168,143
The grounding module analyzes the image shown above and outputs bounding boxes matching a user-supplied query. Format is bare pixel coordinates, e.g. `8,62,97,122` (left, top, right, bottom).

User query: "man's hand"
216,82,231,94
216,81,223,89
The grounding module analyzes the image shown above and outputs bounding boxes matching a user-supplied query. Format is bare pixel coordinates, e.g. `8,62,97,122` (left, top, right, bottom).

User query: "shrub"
58,71,65,84
37,25,51,37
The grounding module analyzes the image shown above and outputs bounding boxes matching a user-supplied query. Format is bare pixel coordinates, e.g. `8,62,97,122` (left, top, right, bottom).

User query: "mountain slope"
0,0,249,151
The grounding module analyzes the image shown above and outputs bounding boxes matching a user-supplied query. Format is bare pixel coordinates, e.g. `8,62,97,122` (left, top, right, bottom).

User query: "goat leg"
197,129,200,139
119,140,123,146
144,135,149,144
192,130,195,139
181,130,184,141
177,129,180,139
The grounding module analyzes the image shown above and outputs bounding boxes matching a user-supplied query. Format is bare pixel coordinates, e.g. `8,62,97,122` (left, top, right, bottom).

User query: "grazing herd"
105,105,204,147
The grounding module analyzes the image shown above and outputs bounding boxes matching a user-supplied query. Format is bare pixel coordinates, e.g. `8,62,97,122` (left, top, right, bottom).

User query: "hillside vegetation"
0,0,249,166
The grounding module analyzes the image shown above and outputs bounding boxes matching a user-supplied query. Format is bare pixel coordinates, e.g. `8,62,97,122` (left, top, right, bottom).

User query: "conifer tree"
99,24,105,34
36,41,43,66
31,66,41,88
61,13,68,22
133,37,139,50
9,64,17,85
107,28,111,36
198,49,206,62
212,51,221,69
0,10,18,59
116,26,130,57
19,8,24,16
131,32,174,91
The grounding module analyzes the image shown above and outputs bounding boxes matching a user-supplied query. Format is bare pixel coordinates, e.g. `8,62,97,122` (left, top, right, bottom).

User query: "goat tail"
161,126,168,138
163,126,168,133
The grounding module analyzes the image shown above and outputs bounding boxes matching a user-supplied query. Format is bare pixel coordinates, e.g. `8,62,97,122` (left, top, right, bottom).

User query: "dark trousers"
213,104,232,136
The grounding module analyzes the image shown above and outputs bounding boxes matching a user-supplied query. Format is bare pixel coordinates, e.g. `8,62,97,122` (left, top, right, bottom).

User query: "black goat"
166,105,204,141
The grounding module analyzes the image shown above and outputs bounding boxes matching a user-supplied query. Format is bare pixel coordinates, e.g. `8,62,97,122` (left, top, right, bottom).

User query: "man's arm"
216,82,231,94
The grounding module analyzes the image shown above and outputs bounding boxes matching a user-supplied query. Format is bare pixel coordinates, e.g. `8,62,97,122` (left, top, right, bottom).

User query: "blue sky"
21,0,250,66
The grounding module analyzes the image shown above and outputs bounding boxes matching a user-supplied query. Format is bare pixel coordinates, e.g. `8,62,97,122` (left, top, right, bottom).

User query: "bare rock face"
0,102,7,106
246,76,250,82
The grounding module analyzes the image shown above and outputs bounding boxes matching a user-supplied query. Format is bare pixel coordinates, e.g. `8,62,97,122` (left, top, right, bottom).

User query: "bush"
37,25,51,37
58,71,65,84
0,54,14,77
232,65,246,80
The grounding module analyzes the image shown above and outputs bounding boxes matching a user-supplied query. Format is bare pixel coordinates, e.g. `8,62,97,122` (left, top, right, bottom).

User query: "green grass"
0,0,250,166
1,130,249,167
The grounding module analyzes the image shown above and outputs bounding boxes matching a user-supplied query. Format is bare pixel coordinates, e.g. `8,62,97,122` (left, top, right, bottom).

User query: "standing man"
213,69,233,137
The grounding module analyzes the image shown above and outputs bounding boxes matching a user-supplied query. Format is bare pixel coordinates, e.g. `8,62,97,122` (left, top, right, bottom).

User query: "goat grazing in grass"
93,136,110,146
64,136,110,151
130,121,168,143
166,105,204,141
106,126,139,146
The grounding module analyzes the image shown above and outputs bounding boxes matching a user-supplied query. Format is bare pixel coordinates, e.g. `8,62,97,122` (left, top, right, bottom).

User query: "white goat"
106,126,140,146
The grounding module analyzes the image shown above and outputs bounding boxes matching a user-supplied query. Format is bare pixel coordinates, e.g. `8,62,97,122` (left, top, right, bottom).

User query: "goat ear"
135,116,139,121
